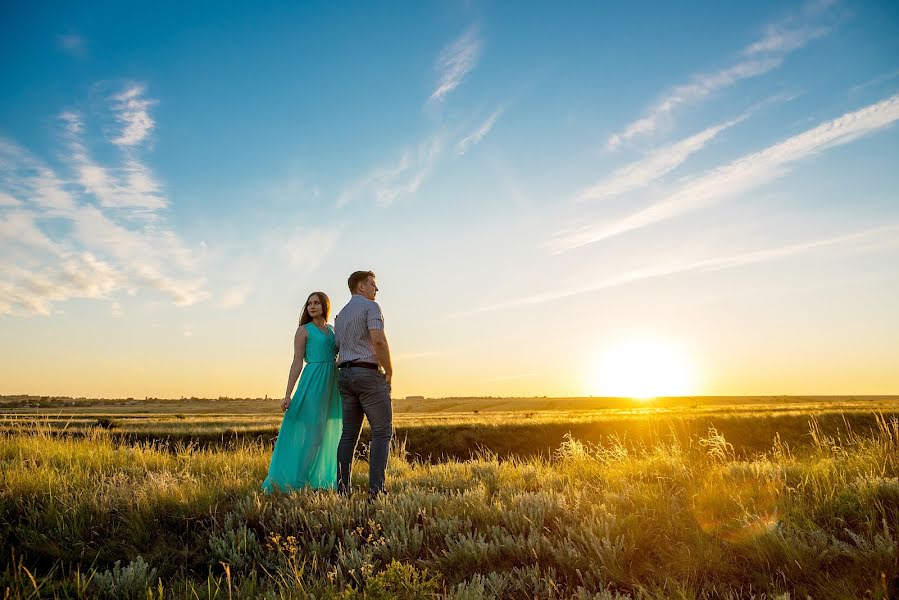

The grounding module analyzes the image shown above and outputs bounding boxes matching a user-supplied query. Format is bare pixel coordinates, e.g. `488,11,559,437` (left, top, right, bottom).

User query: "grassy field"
3,395,899,461
2,397,898,598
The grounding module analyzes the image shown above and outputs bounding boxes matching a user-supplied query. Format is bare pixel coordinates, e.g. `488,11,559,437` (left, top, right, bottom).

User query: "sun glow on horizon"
591,338,698,399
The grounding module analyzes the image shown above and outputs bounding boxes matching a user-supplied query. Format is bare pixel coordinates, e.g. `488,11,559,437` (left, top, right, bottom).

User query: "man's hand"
369,328,393,385
280,396,291,412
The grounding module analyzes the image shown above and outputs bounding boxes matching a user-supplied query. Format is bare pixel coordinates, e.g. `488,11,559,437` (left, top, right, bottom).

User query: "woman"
262,292,342,493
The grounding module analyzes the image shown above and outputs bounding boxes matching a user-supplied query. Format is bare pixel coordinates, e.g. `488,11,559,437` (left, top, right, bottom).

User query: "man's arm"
369,329,393,384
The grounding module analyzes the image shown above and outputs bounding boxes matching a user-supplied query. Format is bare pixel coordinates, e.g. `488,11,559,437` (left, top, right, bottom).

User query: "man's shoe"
367,490,388,503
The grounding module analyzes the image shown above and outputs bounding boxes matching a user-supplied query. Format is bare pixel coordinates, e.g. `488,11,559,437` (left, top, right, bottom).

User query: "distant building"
405,395,425,401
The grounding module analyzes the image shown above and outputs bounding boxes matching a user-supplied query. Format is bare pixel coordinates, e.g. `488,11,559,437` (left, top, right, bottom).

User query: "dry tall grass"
1,416,897,598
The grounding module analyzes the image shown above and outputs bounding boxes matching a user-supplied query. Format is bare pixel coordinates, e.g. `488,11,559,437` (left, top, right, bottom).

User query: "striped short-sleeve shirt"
334,294,385,364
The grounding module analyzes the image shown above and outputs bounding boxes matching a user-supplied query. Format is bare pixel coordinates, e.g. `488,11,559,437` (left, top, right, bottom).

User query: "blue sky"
1,1,898,398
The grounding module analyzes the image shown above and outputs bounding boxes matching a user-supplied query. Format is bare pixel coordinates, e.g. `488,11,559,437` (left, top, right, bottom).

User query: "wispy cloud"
0,209,62,257
456,106,504,155
429,27,481,103
110,85,156,147
61,111,167,215
0,86,207,316
207,219,341,313
461,224,899,317
0,204,130,316
607,59,779,150
742,23,830,55
607,6,834,149
0,253,122,316
0,139,78,216
281,226,342,272
342,26,483,208
577,116,745,203
555,94,899,252
0,193,21,206
337,136,443,208
849,69,899,96
70,204,206,304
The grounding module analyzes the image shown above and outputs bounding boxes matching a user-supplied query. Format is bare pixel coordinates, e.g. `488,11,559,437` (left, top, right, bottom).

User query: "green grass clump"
1,416,897,598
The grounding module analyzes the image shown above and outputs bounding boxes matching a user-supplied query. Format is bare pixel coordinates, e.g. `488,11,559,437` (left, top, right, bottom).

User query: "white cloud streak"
0,139,78,216
849,69,899,96
554,94,899,252
208,223,341,314
0,193,21,206
429,27,481,103
62,111,168,214
607,8,833,149
337,136,442,208
341,27,483,209
69,205,206,305
110,85,156,147
282,226,342,272
0,253,122,316
456,107,504,155
0,209,63,257
742,24,830,56
0,86,207,316
461,224,899,317
577,115,745,203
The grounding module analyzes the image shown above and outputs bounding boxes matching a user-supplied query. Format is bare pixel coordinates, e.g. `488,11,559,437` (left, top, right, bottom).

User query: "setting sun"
591,338,698,399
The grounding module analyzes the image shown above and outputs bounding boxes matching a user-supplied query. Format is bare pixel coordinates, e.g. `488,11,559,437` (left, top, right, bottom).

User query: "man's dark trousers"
336,366,393,495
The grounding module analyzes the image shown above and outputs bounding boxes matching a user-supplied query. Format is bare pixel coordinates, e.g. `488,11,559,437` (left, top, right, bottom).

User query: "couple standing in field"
260,270,393,497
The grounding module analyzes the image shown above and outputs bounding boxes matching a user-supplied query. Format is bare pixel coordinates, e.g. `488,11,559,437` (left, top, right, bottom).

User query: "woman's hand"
280,396,291,412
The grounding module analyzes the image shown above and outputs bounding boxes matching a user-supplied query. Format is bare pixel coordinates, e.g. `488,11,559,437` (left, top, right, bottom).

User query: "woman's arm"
281,326,307,411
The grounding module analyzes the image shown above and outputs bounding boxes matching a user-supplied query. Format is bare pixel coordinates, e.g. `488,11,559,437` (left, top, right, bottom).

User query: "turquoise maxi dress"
262,323,342,493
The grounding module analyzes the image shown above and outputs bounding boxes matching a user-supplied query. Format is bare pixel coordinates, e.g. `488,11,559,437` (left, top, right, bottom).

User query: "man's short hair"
348,270,376,293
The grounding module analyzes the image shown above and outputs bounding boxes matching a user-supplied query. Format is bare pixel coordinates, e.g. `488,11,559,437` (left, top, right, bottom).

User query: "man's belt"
337,361,379,370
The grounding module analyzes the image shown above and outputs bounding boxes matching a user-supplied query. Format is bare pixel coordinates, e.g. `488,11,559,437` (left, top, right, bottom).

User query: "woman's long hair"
299,291,330,325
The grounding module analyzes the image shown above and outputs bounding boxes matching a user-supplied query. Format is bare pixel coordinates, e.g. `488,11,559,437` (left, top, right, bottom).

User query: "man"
333,270,394,497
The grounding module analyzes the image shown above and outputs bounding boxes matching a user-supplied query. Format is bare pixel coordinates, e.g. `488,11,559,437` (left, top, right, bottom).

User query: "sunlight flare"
591,338,698,399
